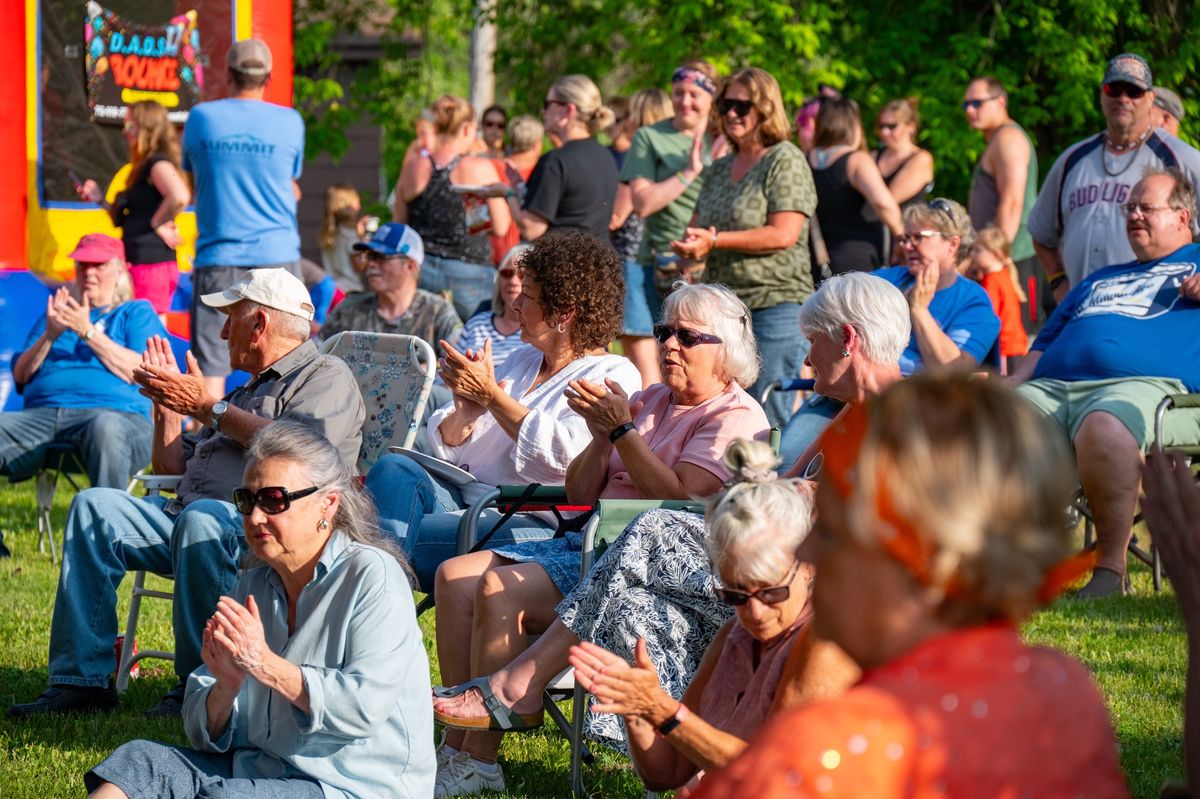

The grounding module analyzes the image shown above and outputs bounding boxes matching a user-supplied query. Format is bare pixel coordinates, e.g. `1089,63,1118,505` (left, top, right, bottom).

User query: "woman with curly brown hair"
364,230,641,590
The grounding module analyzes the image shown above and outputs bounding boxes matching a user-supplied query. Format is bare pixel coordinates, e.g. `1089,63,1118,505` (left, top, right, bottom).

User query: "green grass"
0,479,1188,797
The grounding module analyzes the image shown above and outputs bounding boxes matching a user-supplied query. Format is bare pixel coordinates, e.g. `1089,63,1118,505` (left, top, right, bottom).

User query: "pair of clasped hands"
437,338,641,437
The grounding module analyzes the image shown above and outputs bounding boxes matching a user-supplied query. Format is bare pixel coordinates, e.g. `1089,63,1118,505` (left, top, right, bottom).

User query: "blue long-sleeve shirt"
183,532,434,799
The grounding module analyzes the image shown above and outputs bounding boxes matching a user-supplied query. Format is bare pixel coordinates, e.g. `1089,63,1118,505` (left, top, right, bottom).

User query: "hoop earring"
556,322,567,334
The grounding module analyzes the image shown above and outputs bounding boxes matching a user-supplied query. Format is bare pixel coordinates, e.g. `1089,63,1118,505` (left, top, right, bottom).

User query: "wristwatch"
83,326,96,341
210,400,230,432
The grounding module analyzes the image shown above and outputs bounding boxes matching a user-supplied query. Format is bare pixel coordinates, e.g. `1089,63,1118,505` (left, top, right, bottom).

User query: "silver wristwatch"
210,400,230,431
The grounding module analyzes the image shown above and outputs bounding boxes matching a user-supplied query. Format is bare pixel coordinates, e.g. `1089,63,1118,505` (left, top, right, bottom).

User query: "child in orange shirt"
967,226,1028,372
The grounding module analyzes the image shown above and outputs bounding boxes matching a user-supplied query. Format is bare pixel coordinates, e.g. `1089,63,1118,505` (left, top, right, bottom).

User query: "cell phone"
68,169,84,190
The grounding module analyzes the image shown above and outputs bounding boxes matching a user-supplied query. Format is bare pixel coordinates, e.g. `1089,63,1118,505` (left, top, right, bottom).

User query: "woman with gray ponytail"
84,421,434,799
505,74,620,243
566,439,855,792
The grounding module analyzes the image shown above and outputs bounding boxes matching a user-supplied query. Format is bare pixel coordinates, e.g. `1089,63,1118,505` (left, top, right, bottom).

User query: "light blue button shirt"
183,532,434,799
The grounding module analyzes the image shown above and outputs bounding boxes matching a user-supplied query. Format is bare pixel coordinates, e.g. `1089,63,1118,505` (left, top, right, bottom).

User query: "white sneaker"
435,730,458,771
434,751,506,798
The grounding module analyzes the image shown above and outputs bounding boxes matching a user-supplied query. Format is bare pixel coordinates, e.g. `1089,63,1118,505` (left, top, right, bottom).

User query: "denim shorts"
621,259,659,336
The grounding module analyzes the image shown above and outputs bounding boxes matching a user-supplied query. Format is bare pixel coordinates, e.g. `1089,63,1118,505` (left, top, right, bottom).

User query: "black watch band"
608,421,636,443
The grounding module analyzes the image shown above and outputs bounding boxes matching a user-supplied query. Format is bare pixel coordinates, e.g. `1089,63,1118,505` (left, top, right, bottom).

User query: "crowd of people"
3,34,1200,799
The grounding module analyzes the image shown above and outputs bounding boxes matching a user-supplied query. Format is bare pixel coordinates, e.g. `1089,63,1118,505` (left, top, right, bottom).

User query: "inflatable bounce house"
1,0,293,408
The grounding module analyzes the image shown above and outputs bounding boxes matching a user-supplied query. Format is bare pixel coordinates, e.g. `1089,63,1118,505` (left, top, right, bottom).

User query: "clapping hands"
201,595,269,689
45,287,92,339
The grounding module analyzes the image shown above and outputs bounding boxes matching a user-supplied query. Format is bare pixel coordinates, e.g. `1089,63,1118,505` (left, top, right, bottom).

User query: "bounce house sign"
84,2,204,124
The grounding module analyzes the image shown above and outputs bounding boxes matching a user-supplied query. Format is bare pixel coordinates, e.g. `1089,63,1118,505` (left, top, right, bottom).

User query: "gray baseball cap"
1103,53,1153,91
227,38,273,77
1154,86,1185,121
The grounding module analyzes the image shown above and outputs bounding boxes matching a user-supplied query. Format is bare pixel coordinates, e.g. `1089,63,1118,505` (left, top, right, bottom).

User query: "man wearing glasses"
1011,169,1200,598
10,269,364,719
1027,53,1200,306
963,76,1041,329
320,223,462,348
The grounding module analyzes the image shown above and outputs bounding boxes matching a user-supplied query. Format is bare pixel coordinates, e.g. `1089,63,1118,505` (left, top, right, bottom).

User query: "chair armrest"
132,472,184,494
1163,393,1200,409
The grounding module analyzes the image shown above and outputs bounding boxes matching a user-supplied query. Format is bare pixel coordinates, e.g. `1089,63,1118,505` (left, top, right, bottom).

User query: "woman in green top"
671,67,817,426
620,59,721,387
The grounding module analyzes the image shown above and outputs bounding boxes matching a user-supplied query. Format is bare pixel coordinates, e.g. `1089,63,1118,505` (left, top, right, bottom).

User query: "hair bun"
723,439,781,484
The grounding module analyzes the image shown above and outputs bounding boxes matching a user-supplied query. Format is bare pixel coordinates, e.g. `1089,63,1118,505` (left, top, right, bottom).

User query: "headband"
672,67,718,96
817,401,1096,604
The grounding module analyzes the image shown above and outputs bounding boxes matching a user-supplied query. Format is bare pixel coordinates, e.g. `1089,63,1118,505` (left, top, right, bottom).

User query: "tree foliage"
296,0,1200,201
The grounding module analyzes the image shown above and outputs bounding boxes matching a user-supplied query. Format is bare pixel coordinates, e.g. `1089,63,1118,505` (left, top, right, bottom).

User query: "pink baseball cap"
68,233,125,264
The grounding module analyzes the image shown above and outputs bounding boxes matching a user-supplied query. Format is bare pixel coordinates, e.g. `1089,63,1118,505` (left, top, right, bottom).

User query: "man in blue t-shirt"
0,234,166,488
1011,168,1200,598
181,38,305,398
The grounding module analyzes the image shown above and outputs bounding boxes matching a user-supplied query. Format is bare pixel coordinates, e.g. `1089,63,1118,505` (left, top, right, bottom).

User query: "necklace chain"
1102,127,1153,177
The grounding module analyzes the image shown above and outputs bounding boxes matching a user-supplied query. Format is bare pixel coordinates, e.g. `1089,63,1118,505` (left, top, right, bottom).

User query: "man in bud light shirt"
182,37,305,400
1012,169,1200,598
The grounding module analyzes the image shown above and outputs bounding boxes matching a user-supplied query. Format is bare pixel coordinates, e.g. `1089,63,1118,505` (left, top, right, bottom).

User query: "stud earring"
840,348,851,358
318,518,330,531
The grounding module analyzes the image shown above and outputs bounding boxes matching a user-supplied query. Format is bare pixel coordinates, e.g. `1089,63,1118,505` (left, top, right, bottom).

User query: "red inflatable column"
254,1,294,106
0,2,28,269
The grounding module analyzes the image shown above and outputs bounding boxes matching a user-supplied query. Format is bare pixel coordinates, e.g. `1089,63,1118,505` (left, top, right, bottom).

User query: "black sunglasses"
718,98,754,118
653,324,723,348
1103,81,1148,100
543,98,570,111
961,95,998,111
716,562,801,606
233,485,319,516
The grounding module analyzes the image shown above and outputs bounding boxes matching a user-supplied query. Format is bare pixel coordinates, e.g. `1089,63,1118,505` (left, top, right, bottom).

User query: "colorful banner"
83,3,203,124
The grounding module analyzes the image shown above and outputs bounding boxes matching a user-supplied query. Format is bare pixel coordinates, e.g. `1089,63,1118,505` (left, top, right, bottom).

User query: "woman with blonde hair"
873,98,935,209
690,374,1129,799
394,95,513,320
502,74,619,243
318,184,364,293
670,66,815,426
78,100,191,316
809,96,905,275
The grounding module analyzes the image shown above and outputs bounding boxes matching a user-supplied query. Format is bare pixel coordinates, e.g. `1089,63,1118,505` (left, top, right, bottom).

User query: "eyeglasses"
483,120,506,129
716,562,800,606
1121,202,1179,218
898,230,945,248
653,324,723,347
878,122,899,131
718,98,754,118
233,485,319,516
543,98,569,111
961,96,998,111
1103,82,1148,100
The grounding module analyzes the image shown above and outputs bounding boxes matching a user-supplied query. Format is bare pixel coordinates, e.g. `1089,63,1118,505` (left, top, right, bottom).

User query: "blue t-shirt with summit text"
872,266,1001,374
182,98,305,267
1031,243,1200,390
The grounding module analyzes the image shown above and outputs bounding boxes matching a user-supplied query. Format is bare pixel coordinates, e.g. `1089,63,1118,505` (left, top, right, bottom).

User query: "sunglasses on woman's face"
653,324,723,348
718,98,754,118
716,562,800,606
233,485,319,516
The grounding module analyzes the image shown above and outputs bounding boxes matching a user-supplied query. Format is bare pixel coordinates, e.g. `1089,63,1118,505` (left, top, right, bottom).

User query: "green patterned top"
694,141,817,309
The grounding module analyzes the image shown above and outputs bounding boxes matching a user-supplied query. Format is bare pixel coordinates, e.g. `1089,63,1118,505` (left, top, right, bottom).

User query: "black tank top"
407,155,492,265
812,153,884,274
114,154,176,265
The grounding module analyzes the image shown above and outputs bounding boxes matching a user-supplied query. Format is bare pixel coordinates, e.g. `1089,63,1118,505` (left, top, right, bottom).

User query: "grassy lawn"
0,479,1187,798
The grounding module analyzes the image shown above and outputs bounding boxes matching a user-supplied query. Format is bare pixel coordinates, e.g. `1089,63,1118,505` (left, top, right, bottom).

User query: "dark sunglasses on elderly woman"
233,485,319,515
718,98,754,118
716,562,800,606
653,324,723,348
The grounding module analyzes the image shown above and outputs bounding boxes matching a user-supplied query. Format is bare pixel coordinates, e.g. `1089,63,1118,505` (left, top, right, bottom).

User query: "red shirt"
981,272,1029,357
692,624,1129,799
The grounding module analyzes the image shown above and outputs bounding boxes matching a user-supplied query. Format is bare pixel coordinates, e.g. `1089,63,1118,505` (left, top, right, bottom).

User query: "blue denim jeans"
48,489,242,687
365,454,556,591
777,394,845,474
419,254,495,322
748,303,811,428
0,407,151,488
87,739,323,799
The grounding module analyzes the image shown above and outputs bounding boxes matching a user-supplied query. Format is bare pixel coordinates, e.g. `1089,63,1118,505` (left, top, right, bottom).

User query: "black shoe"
8,684,117,718
144,683,186,718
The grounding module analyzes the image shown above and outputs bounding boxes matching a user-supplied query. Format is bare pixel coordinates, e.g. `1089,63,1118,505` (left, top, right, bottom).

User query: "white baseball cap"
201,268,315,321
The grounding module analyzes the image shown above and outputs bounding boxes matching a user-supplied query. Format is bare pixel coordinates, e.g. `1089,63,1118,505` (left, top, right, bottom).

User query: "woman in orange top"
693,374,1129,799
966,225,1029,372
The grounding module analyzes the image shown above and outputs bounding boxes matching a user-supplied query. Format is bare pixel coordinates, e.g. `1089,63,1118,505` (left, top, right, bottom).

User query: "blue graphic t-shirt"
1031,244,1200,390
182,98,305,267
18,300,166,417
872,266,1001,375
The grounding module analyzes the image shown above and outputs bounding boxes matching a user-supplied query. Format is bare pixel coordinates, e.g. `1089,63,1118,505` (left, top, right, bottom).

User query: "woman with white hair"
777,271,911,471
427,282,769,797
84,421,434,799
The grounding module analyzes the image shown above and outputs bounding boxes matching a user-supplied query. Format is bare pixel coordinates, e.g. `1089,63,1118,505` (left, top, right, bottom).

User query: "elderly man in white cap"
182,37,307,402
9,269,364,720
